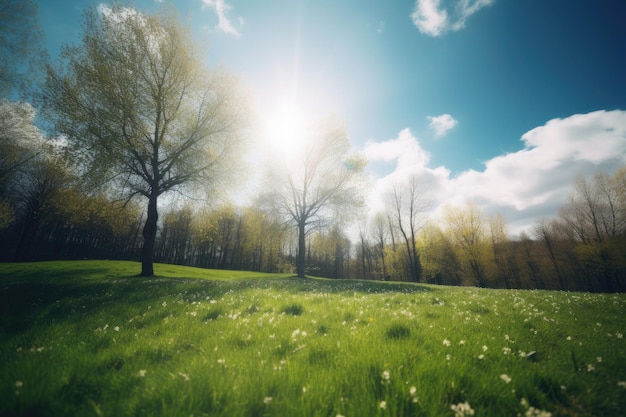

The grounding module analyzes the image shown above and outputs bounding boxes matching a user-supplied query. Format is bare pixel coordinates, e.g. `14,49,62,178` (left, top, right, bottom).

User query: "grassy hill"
1,261,625,416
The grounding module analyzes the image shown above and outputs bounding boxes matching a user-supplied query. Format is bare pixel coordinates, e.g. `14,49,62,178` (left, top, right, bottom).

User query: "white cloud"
411,0,494,37
428,114,458,139
365,110,626,236
202,0,241,37
364,128,452,213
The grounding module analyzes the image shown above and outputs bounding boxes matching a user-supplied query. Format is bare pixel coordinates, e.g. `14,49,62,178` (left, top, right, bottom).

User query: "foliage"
40,3,250,275
1,261,625,416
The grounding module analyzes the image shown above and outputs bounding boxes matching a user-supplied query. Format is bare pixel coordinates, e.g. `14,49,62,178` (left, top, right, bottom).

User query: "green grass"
1,261,625,417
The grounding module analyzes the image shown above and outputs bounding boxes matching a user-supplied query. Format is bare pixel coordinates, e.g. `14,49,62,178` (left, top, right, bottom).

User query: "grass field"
1,260,625,417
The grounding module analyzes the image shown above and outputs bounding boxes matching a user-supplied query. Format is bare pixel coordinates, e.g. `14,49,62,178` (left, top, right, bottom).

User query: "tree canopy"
41,3,250,275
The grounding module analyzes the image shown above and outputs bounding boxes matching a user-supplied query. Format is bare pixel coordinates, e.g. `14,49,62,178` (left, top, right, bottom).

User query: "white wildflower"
451,401,475,417
263,396,272,404
443,339,451,347
525,407,552,417
381,370,390,383
500,374,512,384
138,369,147,377
379,400,387,409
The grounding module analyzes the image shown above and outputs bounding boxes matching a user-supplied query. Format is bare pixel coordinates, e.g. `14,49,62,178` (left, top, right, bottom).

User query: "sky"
35,0,626,236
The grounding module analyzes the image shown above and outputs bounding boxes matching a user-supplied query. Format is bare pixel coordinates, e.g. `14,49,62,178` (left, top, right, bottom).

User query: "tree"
390,175,429,282
558,169,626,292
41,4,249,275
0,99,45,228
0,100,44,185
263,116,365,278
443,202,490,287
0,0,44,98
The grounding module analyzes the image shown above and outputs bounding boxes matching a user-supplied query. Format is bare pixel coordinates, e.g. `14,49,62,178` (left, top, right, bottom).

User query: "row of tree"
1,138,624,293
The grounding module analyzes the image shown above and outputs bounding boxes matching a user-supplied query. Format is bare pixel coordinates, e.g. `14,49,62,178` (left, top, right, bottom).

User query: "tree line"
0,1,624,291
1,148,624,293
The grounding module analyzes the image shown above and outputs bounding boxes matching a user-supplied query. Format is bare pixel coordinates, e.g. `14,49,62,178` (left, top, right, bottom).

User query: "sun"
264,99,309,160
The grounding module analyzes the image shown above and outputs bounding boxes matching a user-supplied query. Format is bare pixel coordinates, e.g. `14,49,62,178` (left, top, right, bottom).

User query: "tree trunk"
141,190,159,276
297,221,306,278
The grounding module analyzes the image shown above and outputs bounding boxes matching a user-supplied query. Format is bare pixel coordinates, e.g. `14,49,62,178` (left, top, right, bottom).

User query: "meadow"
0,261,625,417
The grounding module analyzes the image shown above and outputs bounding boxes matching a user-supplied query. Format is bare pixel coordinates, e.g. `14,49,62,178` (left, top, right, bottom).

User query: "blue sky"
35,0,626,234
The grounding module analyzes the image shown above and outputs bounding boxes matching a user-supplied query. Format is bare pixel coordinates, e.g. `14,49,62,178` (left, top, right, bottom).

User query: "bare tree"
40,4,249,275
263,116,365,278
390,175,429,282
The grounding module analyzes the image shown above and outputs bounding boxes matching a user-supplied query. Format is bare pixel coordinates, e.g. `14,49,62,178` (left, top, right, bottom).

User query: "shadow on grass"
0,262,434,337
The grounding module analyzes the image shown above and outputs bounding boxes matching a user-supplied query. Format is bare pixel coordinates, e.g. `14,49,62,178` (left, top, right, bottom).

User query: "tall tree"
263,116,365,278
390,175,428,282
41,4,249,275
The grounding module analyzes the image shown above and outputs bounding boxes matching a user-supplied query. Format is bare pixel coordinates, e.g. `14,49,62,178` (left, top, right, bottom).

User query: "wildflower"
478,354,485,360
217,358,226,364
114,326,120,332
566,336,572,341
451,401,475,417
587,364,595,372
162,301,167,307
596,356,602,363
381,370,390,383
379,400,387,409
443,339,451,347
410,386,417,396
263,397,272,404
525,407,552,417
459,340,465,345
178,372,190,381
482,345,488,352
15,381,23,388
503,347,511,355
138,369,147,377
617,381,626,389
500,374,512,384
617,332,623,339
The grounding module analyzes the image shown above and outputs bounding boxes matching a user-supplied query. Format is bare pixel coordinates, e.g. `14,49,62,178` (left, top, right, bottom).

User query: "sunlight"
264,99,310,160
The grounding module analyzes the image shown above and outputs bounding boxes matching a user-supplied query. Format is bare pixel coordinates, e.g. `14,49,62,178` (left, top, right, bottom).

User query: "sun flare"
264,100,309,159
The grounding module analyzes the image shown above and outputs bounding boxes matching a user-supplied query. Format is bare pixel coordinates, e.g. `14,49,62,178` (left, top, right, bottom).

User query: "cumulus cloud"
202,0,242,37
365,110,626,235
364,128,452,213
411,0,494,37
428,114,458,138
